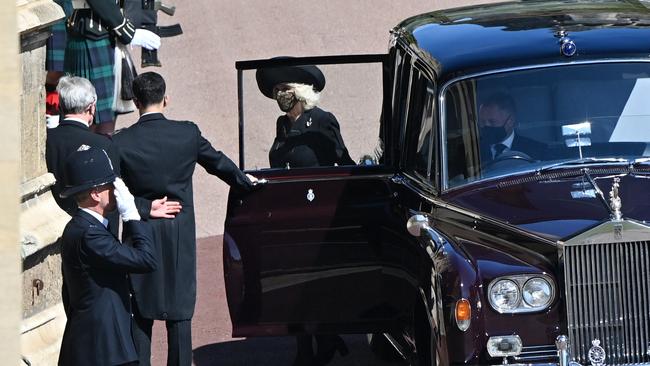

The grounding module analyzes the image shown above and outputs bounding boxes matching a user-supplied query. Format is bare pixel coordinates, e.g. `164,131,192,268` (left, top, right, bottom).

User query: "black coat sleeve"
194,124,254,191
85,0,136,44
80,221,156,273
322,112,355,165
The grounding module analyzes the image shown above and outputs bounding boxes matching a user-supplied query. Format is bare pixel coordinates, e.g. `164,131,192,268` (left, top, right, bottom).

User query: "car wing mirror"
407,214,432,237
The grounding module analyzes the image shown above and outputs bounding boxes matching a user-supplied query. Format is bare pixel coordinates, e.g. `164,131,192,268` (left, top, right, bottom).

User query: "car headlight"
522,277,553,308
489,279,520,312
488,274,555,313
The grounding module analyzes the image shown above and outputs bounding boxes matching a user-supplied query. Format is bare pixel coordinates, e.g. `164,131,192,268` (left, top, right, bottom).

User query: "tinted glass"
444,63,650,188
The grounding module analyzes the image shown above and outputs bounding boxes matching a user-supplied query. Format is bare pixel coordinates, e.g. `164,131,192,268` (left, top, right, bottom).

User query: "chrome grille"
513,344,558,362
564,241,650,365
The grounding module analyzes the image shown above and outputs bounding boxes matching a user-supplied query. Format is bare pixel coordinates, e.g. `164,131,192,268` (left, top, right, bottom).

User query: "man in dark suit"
46,76,120,216
46,76,181,229
113,72,258,366
58,146,157,366
478,92,546,163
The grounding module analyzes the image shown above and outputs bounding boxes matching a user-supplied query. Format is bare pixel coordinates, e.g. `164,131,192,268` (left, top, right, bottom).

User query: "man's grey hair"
57,76,97,114
288,83,321,110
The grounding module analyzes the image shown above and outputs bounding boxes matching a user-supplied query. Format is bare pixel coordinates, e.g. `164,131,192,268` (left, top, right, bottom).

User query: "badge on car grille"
588,339,606,366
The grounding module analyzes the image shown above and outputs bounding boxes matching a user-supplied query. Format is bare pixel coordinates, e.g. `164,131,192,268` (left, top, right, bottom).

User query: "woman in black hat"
256,64,352,365
257,63,354,170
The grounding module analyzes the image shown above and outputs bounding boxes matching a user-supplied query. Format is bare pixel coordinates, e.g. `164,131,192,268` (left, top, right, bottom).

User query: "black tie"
494,143,507,158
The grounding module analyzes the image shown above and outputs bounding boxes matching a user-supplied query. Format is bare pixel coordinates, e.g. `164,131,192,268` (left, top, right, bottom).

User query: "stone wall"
16,0,68,365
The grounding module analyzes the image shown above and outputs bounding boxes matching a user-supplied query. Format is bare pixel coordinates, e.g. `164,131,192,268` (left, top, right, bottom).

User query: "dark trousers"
132,306,192,366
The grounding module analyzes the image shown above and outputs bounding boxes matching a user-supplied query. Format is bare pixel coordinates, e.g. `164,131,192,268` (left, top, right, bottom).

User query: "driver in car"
478,92,545,164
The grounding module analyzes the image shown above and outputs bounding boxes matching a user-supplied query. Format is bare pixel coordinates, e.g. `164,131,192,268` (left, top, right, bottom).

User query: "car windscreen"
443,62,650,189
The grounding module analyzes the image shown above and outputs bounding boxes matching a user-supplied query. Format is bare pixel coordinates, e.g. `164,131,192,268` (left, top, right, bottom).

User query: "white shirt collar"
65,117,90,127
140,111,160,117
81,208,109,229
502,131,515,148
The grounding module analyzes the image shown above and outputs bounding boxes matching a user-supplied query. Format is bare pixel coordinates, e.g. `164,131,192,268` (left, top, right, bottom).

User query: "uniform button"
162,312,168,319
131,313,134,318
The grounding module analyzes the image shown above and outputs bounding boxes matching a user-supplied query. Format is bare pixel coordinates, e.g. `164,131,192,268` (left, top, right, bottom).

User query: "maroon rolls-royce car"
224,1,650,365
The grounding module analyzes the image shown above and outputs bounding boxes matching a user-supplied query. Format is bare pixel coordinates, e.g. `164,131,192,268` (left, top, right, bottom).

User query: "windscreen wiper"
536,157,630,174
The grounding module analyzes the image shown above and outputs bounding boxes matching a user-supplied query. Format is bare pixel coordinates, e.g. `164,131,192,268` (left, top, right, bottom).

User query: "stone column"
16,0,68,365
1,0,21,364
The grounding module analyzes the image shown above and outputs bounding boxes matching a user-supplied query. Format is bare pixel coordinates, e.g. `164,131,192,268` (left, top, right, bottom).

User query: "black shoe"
314,335,349,365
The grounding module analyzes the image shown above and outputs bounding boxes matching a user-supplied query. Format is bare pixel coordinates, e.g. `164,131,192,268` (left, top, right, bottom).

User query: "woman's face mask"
275,89,298,112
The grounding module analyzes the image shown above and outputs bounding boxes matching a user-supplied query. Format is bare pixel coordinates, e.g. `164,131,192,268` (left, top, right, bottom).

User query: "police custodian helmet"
59,145,117,198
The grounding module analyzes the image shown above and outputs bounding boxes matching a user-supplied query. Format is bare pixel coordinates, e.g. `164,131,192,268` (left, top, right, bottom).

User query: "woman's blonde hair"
288,83,321,110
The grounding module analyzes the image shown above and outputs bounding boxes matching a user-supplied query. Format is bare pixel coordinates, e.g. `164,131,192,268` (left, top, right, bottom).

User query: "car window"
404,70,435,181
240,61,384,170
443,62,650,189
392,50,413,148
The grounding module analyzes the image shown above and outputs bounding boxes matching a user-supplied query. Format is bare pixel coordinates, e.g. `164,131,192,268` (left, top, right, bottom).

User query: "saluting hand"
150,196,182,219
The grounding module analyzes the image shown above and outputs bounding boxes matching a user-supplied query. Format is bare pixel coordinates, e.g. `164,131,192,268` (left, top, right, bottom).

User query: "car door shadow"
192,335,407,366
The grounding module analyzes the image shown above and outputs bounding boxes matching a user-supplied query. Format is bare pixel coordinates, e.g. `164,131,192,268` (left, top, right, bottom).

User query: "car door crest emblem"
588,339,606,366
307,189,315,202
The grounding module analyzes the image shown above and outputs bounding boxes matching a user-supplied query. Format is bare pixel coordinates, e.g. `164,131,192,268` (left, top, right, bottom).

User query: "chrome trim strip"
438,58,650,192
399,175,558,246
252,172,394,184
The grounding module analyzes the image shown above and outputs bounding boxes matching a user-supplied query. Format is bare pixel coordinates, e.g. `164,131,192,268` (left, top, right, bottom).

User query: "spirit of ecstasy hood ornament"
609,177,622,221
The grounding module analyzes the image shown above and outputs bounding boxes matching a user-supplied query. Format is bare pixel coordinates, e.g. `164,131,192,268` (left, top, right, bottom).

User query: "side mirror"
407,214,431,237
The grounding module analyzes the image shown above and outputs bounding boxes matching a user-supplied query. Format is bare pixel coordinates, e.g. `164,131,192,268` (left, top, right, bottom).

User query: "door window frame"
235,54,389,171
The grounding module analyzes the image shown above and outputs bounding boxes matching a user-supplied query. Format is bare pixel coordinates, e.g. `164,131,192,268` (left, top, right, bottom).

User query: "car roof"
397,0,650,82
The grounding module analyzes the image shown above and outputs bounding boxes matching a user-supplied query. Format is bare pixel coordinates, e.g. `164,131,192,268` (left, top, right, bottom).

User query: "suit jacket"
269,107,354,168
58,210,156,366
46,119,121,215
481,132,547,164
113,112,253,320
511,134,546,160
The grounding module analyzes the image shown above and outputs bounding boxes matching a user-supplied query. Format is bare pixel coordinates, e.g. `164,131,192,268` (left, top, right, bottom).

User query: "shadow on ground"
193,335,406,366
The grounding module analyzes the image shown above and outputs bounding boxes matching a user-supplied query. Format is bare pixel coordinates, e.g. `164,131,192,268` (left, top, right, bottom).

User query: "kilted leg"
64,35,115,125
45,0,72,72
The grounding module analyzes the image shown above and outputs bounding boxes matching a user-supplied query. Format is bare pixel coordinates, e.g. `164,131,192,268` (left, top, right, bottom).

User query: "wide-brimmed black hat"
59,145,117,198
256,59,326,99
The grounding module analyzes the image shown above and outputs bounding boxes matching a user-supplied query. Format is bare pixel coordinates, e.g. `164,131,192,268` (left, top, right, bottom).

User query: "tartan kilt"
64,35,115,125
45,0,72,72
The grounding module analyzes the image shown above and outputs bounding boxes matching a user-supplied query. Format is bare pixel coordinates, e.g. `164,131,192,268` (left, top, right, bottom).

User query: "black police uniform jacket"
46,119,121,216
269,107,354,168
58,210,156,366
113,113,254,320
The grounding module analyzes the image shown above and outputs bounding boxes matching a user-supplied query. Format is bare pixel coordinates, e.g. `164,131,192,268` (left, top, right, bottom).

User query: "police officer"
256,62,354,170
58,146,157,366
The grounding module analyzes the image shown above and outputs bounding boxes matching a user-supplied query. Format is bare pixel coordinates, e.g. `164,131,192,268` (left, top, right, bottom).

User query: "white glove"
131,29,161,50
113,178,141,222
